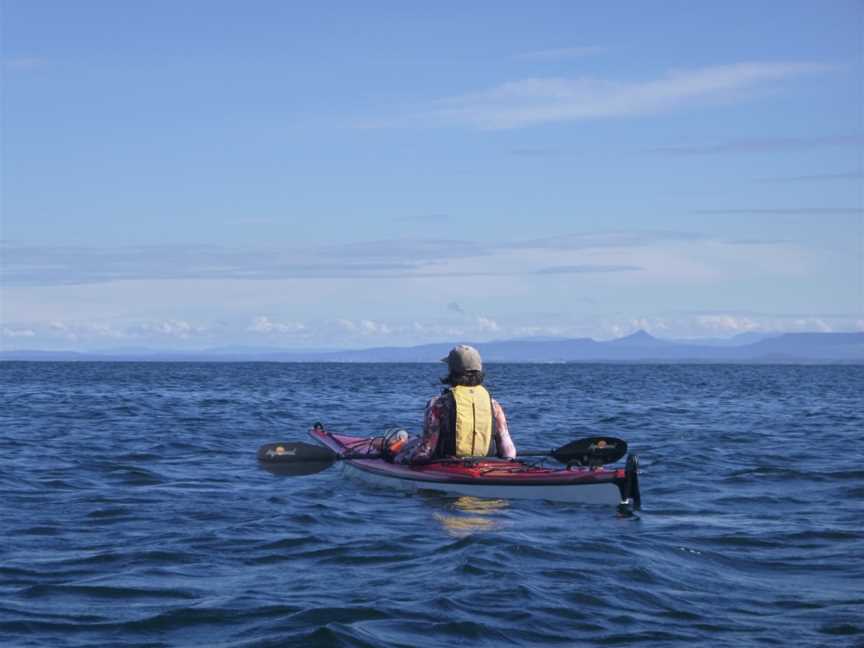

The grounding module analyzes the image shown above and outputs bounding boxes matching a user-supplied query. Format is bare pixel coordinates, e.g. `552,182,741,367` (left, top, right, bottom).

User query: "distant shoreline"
2,359,862,366
2,331,862,364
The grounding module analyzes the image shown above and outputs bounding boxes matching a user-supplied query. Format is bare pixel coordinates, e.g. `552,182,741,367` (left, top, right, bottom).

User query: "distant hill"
736,332,864,361
2,331,862,363
608,330,676,349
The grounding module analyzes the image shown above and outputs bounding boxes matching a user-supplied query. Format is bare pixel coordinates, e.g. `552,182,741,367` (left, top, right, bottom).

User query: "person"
395,344,516,464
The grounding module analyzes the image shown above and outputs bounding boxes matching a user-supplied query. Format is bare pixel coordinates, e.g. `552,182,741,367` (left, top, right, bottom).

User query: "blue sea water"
1,362,862,647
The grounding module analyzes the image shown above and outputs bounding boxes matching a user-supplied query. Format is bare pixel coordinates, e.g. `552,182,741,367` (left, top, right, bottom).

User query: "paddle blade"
552,437,628,467
257,442,337,476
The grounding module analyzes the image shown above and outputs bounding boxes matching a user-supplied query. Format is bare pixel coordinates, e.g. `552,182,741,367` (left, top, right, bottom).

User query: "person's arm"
396,397,441,464
492,400,516,459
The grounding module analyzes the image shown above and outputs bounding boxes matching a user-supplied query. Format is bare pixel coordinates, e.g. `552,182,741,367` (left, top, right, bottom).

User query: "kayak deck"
309,426,639,506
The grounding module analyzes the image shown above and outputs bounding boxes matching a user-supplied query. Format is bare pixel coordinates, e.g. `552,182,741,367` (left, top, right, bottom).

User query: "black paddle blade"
257,442,337,476
552,437,628,467
257,441,336,463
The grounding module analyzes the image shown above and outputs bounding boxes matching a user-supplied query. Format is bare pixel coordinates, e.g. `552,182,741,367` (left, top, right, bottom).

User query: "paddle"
257,436,627,476
527,436,628,467
256,442,347,476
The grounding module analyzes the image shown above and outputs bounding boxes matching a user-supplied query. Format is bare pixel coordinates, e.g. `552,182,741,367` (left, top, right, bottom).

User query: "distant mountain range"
2,331,863,363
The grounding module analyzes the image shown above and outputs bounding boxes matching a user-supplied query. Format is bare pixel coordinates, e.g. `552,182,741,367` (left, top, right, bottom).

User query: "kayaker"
395,344,516,464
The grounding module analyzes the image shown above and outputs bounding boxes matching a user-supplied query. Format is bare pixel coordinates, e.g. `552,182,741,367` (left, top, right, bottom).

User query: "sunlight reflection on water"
434,496,510,537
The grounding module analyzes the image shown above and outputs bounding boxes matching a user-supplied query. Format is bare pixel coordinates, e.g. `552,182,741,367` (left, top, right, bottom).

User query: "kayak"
309,426,641,507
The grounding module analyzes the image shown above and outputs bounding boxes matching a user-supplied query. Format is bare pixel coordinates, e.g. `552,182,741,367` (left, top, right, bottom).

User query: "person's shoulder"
426,393,445,408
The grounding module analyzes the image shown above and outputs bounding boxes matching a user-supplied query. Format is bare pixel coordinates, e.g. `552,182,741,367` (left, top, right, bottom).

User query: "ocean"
1,362,862,647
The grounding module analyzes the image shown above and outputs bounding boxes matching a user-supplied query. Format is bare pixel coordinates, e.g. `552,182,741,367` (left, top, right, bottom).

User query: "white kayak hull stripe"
341,461,625,505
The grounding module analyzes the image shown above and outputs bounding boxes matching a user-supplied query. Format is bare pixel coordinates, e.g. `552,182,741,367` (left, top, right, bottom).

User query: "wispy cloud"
247,316,306,334
694,208,863,216
681,314,840,336
0,243,424,286
4,319,212,344
0,229,790,287
7,311,859,351
755,171,864,183
475,316,500,333
650,134,863,155
513,46,604,62
334,318,393,336
510,230,706,251
592,312,864,339
722,238,786,245
318,238,491,260
126,320,209,338
536,264,642,274
0,327,36,338
447,302,465,314
393,213,452,223
674,308,864,319
509,148,570,158
224,218,281,225
422,62,830,129
1,57,49,71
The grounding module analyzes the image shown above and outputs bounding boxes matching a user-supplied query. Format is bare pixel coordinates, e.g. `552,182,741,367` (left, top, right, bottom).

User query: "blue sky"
1,0,863,350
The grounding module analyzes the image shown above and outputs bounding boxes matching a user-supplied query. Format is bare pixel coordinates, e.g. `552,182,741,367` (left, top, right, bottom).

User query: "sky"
1,0,863,350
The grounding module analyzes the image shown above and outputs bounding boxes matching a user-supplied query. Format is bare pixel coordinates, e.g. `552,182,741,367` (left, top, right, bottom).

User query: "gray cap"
441,344,483,373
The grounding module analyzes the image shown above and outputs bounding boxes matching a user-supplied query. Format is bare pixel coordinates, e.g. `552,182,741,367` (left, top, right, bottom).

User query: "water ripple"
1,362,862,647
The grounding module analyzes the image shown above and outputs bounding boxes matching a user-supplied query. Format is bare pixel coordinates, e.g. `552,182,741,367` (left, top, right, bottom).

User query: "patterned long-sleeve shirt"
396,394,516,464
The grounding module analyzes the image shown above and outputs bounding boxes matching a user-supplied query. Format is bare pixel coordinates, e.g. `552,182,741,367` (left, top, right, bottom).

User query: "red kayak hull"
309,427,639,506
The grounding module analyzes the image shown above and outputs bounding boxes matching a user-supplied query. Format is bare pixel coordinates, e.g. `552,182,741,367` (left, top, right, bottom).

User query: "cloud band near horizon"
0,231,707,286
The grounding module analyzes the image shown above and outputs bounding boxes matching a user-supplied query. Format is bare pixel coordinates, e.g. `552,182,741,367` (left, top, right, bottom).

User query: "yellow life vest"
448,385,494,457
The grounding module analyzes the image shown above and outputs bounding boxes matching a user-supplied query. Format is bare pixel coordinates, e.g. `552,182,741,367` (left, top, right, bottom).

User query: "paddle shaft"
333,448,607,461
257,436,627,475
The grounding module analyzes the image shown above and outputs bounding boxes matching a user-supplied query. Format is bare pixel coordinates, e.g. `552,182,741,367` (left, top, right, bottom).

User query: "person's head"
440,344,485,386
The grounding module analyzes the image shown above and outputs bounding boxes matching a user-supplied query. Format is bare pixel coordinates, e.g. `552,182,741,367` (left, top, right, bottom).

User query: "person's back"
396,345,516,464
